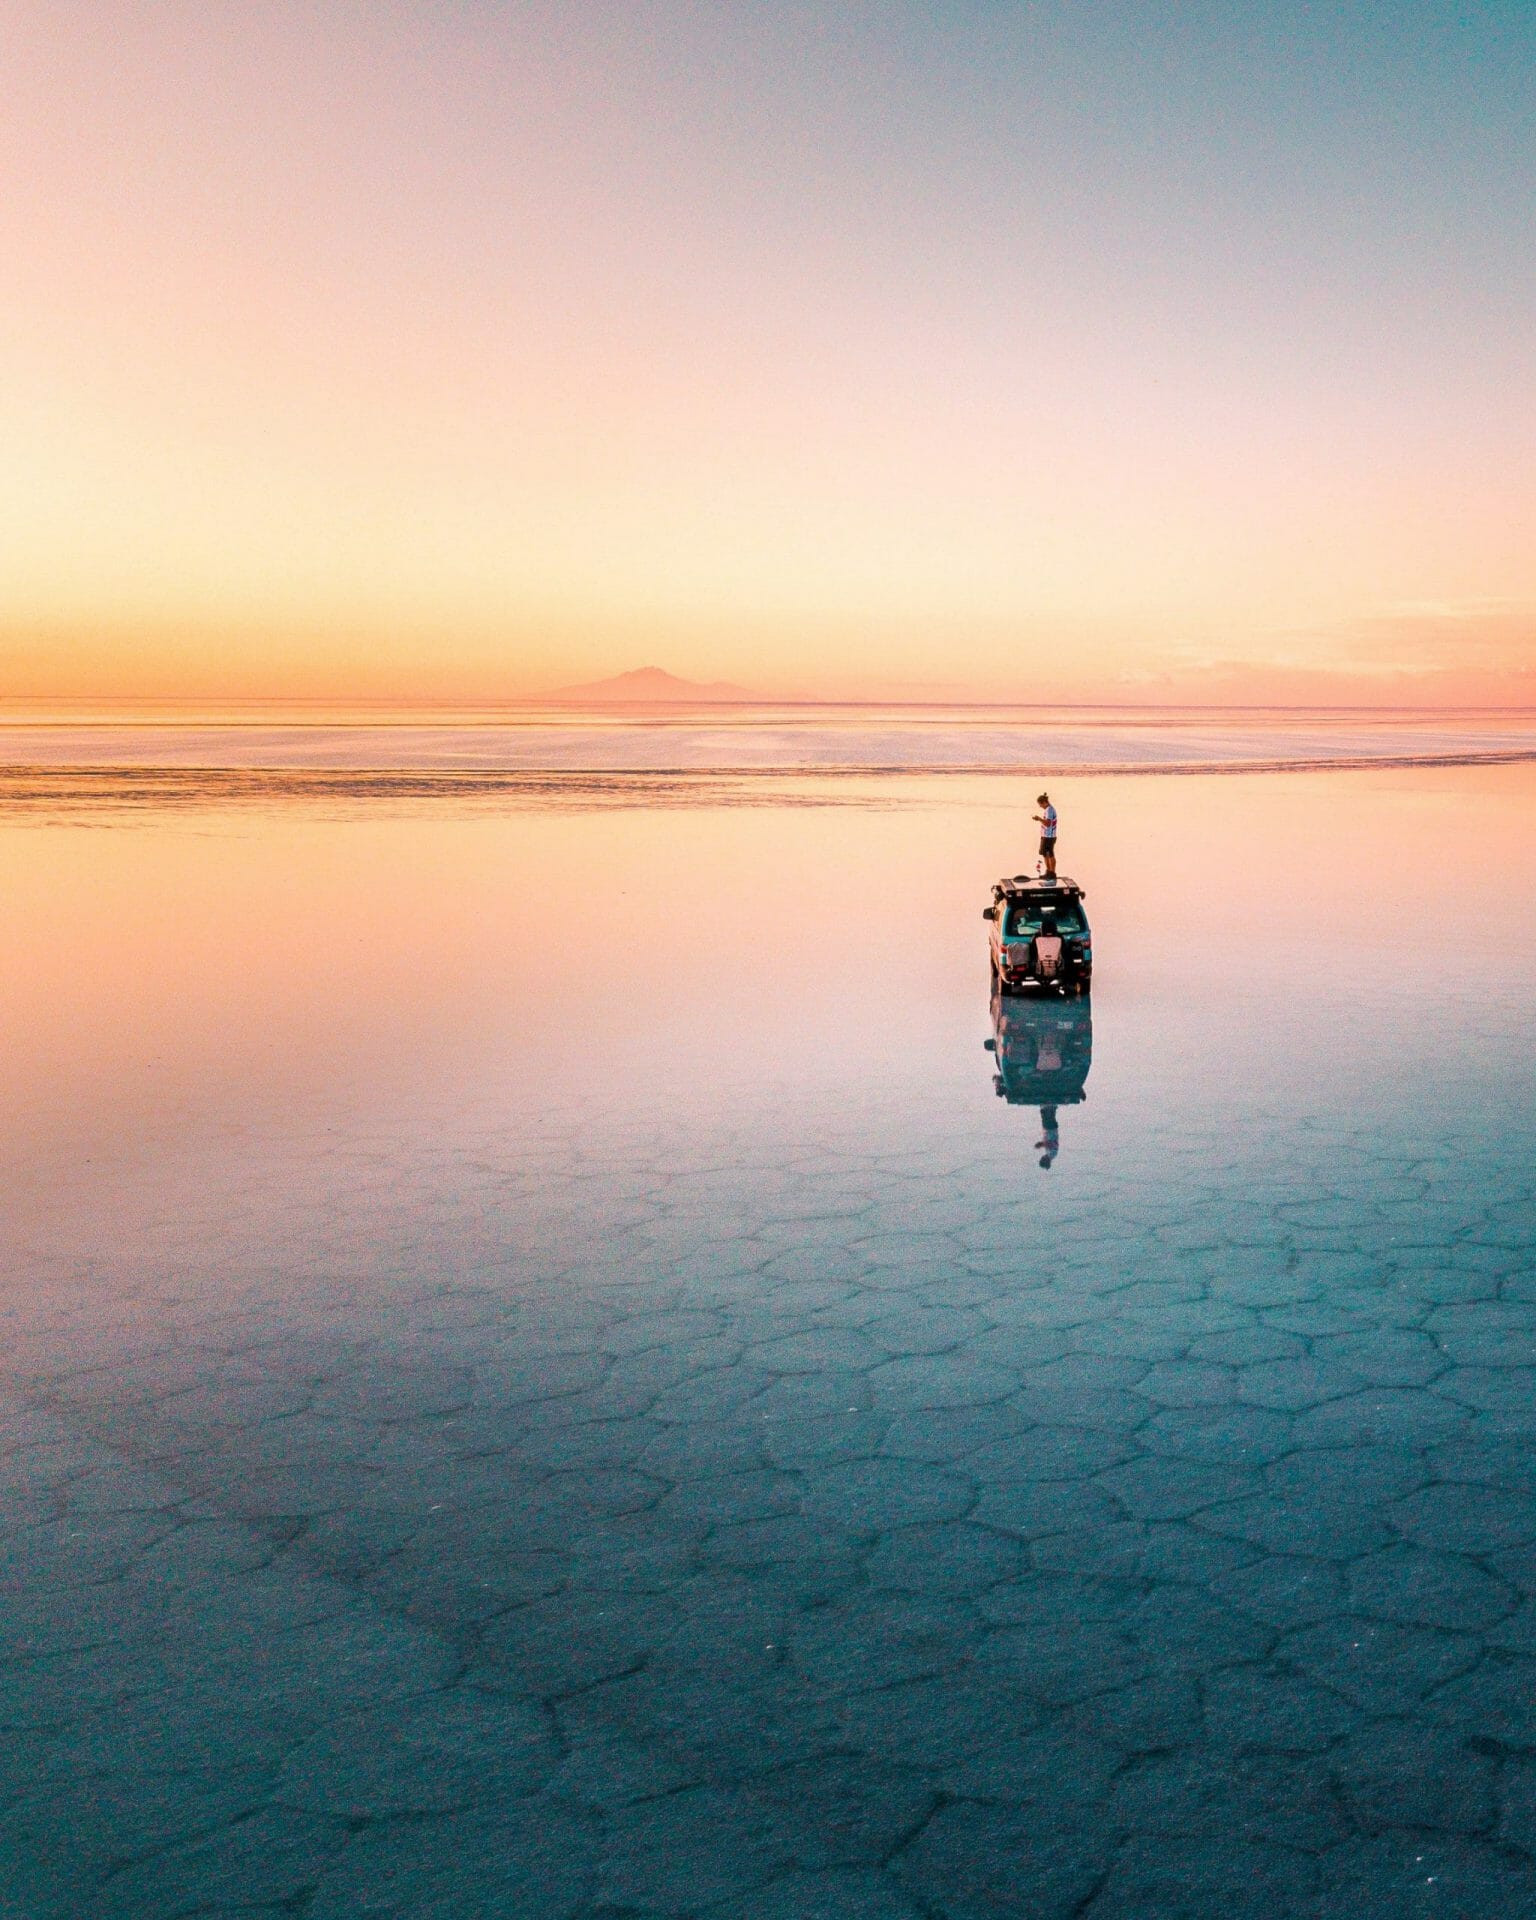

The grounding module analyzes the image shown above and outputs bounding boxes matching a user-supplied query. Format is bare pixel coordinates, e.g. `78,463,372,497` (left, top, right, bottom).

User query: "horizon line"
5,697,1536,722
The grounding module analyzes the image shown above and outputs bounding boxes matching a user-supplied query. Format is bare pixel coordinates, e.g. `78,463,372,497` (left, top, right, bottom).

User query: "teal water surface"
2,765,1535,1917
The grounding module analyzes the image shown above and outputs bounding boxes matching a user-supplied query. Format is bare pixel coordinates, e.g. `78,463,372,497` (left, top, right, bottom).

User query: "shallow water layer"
2,700,1536,776
2,764,1536,1918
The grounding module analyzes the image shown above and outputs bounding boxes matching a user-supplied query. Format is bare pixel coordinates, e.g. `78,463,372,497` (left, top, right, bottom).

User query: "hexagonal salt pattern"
5,761,1536,1919
4,1087,1536,1920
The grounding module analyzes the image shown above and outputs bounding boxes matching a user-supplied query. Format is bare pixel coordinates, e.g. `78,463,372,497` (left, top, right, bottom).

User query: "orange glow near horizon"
3,2,1533,707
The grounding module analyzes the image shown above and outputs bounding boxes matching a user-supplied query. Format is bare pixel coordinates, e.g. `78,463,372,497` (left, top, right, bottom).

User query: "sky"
4,0,1534,706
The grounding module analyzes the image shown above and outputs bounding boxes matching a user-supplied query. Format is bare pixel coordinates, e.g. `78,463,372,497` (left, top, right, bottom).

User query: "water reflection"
7,767,1536,1918
985,987,1093,1167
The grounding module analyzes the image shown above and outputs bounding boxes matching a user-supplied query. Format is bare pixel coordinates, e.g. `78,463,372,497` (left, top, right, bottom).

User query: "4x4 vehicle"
983,875,1093,996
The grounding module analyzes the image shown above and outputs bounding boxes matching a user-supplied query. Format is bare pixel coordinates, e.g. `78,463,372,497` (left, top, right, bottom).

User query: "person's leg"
1044,842,1056,877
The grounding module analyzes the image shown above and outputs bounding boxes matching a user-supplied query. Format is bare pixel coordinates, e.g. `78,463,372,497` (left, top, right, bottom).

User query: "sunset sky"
5,0,1534,705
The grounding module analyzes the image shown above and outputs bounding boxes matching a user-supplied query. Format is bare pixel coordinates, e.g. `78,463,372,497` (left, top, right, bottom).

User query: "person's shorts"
1039,836,1057,857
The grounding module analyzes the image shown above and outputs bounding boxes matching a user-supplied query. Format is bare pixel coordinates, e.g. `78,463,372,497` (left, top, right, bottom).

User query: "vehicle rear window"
1006,898,1085,936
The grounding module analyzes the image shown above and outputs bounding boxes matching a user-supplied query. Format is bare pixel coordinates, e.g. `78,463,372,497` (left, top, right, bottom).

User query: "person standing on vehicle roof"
1033,792,1058,878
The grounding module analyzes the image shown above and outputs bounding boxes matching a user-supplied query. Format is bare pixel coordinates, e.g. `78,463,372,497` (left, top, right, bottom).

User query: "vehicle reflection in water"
985,988,1093,1169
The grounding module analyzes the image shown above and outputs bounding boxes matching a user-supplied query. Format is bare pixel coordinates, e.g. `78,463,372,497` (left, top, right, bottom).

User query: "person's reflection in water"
984,987,1092,1169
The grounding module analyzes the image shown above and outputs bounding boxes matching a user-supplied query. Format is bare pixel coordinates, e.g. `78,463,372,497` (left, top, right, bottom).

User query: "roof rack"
993,874,1082,895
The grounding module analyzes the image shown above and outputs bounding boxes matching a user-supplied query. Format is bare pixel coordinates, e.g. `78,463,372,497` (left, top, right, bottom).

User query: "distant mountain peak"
545,665,753,702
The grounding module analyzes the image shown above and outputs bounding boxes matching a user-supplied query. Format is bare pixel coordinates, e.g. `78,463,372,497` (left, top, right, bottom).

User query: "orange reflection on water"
2,761,1534,1271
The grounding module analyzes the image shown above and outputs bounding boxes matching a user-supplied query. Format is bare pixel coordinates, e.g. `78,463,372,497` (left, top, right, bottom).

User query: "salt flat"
1,759,1534,1917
